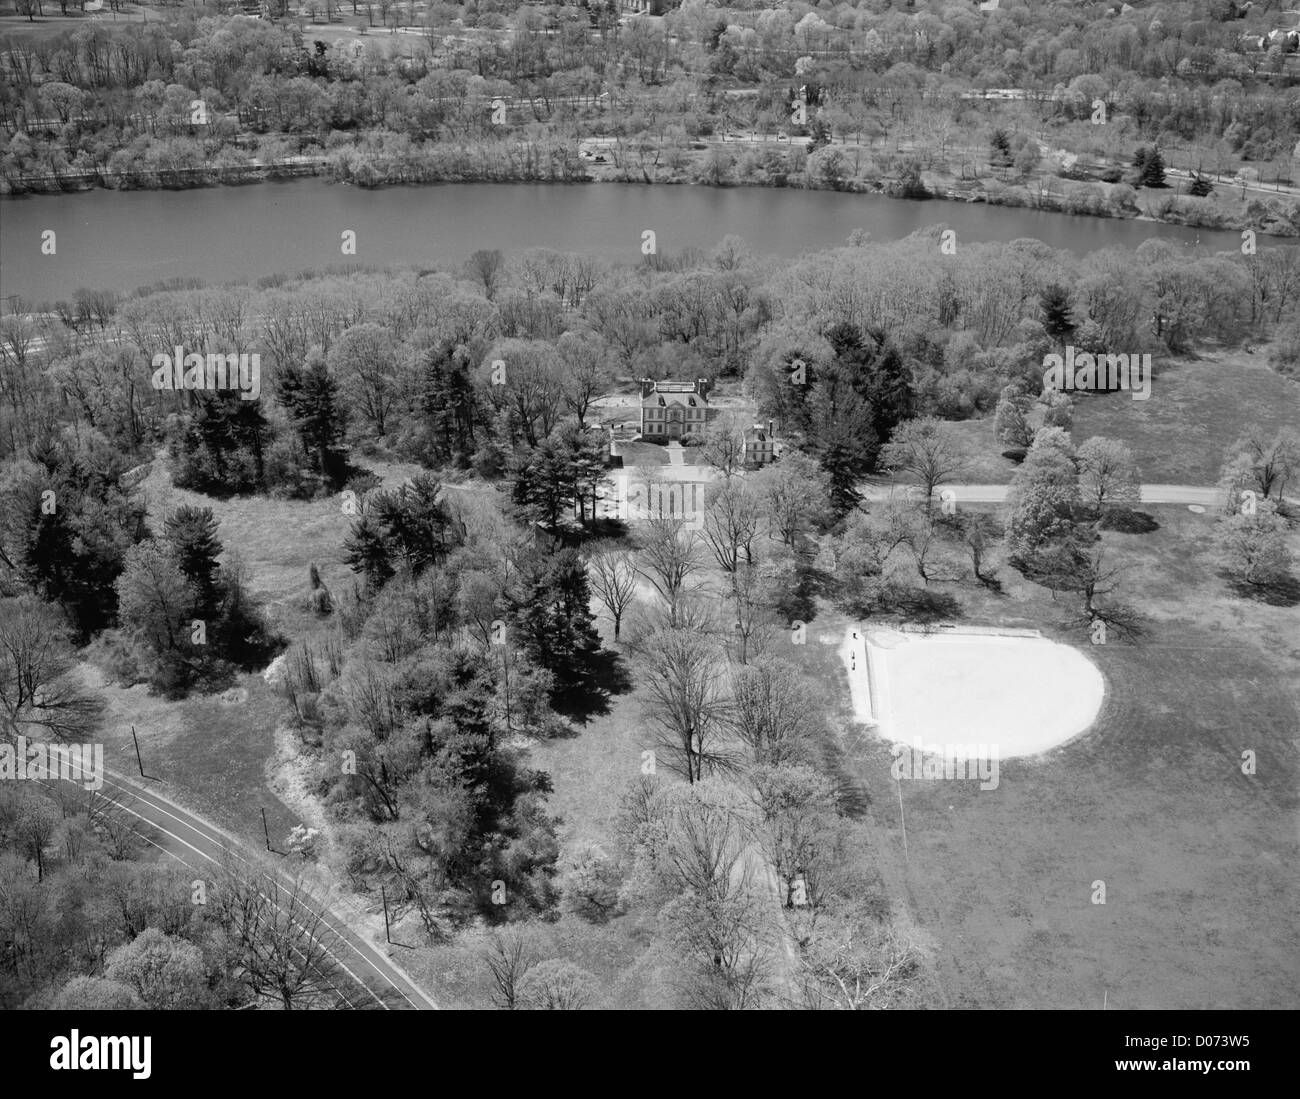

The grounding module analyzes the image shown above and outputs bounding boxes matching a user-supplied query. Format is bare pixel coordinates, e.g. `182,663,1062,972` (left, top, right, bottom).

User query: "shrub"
560,845,622,923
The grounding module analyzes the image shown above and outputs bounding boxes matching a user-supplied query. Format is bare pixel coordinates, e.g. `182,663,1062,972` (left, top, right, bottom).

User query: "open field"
67,433,1300,1011
1071,348,1300,485
786,504,1300,1009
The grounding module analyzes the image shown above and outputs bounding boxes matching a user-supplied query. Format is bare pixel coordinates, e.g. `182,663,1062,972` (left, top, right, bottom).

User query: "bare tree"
635,629,736,783
700,413,748,480
1077,437,1141,510
0,597,103,744
515,958,598,1010
797,914,925,1010
466,249,506,301
635,516,705,627
753,451,831,546
209,860,351,1010
879,417,971,511
702,478,761,573
729,656,822,765
587,545,638,641
556,331,614,428
657,781,773,1009
483,928,539,1010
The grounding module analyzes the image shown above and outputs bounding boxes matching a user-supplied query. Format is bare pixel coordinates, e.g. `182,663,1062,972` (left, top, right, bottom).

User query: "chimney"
768,419,774,435
640,378,654,399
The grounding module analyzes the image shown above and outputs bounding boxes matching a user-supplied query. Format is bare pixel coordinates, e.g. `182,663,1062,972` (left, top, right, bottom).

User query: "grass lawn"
1070,348,1300,485
941,349,1298,487
80,450,431,846
781,503,1300,1008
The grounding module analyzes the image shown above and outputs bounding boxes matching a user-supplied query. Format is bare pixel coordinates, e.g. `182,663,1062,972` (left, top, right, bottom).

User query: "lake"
0,178,1255,305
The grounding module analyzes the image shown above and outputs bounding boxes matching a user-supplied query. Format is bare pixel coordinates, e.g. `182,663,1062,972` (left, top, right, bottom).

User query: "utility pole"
261,808,272,851
130,725,146,778
381,885,392,945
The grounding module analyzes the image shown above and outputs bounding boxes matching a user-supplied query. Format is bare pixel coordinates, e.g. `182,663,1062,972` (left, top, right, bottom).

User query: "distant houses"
639,378,713,441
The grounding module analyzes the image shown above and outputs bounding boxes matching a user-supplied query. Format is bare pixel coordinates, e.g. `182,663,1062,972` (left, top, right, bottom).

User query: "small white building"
744,421,776,467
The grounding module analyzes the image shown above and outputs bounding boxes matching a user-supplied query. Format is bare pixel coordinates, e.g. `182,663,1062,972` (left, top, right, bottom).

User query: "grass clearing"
784,505,1300,1008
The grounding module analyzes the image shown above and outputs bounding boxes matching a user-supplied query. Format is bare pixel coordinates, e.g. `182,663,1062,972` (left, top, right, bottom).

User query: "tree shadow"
1224,573,1300,607
1097,507,1160,533
550,648,634,726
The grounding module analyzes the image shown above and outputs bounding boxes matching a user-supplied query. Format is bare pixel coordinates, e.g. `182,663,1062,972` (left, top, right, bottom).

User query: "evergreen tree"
173,391,271,497
506,546,602,694
276,351,347,484
164,505,223,615
990,128,1012,167
342,514,395,594
418,343,478,467
1040,284,1076,342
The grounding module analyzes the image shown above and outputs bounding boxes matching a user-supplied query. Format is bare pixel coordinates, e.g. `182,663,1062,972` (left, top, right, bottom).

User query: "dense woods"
1,2,1298,235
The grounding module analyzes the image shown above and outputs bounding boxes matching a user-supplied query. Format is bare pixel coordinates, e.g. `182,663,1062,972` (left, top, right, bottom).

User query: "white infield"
841,628,1105,758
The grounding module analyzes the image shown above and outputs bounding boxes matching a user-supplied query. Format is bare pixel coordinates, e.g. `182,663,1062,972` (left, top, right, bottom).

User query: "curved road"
83,768,439,1011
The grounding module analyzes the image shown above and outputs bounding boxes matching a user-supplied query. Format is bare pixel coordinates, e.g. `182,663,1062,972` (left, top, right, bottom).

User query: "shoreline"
3,155,1297,240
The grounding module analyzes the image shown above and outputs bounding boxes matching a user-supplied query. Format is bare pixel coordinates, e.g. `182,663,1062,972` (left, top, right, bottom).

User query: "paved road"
859,483,1223,506
606,464,1227,506
79,769,438,1011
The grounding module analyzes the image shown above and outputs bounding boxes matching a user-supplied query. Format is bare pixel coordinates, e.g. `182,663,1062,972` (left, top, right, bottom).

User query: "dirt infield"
842,628,1106,758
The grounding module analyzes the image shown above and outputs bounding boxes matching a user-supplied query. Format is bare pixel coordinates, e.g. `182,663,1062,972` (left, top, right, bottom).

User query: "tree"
115,541,197,689
0,444,148,637
466,249,506,301
483,928,539,1010
654,780,773,1009
989,128,1012,168
344,473,462,590
949,511,1003,588
555,331,614,429
1077,437,1141,511
752,451,830,546
1215,505,1292,588
509,423,609,531
700,414,748,480
798,912,923,1010
164,505,223,614
587,545,638,642
0,597,103,743
1005,430,1081,558
728,656,821,765
748,762,842,908
515,959,598,1010
505,545,603,694
994,386,1035,450
879,418,971,511
701,478,761,572
1222,430,1300,504
49,977,143,1010
209,861,350,1010
14,796,60,882
1040,284,1075,342
104,928,209,1010
1133,145,1167,188
275,352,348,483
634,516,705,627
329,323,398,437
636,628,734,783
